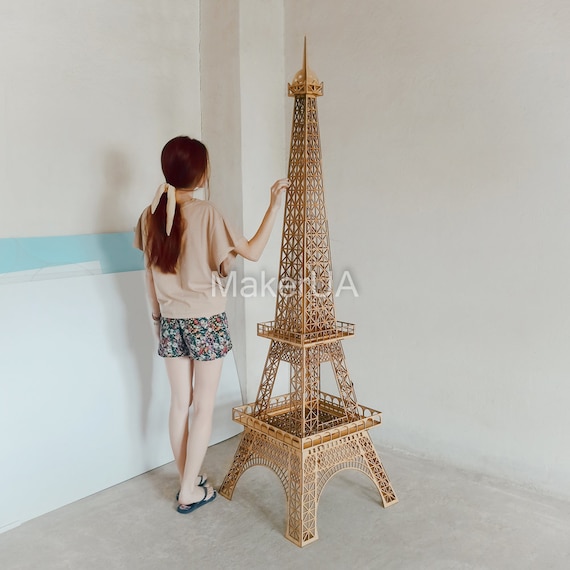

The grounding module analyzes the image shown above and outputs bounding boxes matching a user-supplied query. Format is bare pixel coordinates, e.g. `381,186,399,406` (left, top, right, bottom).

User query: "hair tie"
150,183,176,236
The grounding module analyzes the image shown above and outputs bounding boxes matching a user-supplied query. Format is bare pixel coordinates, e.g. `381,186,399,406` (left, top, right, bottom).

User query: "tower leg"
218,429,256,500
253,341,284,419
285,452,319,547
327,341,360,421
358,432,398,507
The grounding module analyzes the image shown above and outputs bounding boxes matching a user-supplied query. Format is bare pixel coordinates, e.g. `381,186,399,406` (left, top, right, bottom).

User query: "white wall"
0,0,245,532
284,0,570,499
0,0,202,237
0,268,242,532
0,272,168,531
238,1,288,400
200,0,288,401
199,0,248,396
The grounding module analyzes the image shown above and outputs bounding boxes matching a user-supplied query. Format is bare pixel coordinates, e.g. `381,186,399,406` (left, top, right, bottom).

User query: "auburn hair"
146,137,209,273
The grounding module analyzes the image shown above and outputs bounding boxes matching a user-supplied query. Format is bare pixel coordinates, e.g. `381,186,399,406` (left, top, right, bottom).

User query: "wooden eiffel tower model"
219,42,398,547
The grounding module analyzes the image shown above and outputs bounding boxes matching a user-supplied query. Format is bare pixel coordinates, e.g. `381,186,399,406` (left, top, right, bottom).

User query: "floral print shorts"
158,312,232,360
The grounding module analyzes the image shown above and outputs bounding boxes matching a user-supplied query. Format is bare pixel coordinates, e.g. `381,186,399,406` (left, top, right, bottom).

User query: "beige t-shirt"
134,199,246,318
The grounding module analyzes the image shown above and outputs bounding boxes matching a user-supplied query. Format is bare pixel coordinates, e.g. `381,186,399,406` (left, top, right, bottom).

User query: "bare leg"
178,357,223,505
164,357,194,481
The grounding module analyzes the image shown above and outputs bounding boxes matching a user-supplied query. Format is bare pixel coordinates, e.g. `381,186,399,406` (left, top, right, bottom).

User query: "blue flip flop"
176,475,208,501
177,487,217,514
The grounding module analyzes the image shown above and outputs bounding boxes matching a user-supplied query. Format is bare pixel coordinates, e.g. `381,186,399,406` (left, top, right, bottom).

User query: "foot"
176,474,207,501
177,485,217,514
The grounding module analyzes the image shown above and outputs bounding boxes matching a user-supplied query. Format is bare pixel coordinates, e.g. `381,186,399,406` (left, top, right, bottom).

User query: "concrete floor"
2,435,570,570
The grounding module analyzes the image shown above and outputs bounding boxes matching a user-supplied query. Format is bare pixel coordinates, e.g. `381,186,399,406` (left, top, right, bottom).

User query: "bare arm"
145,267,161,318
233,178,290,262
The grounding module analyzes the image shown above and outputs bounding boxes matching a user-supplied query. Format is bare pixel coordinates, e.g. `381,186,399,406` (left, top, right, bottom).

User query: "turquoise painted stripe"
0,232,144,275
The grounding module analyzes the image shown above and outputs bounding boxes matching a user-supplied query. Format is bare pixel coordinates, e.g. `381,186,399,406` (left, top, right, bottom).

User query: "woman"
134,136,289,514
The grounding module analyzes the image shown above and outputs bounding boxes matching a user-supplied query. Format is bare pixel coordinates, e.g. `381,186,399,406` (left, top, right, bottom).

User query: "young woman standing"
135,136,289,513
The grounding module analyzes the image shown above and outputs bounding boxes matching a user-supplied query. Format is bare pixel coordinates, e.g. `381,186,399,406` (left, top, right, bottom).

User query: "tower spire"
288,37,323,97
303,36,308,87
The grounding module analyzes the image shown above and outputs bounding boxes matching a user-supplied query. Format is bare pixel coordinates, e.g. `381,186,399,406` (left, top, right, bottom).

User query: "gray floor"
2,436,570,570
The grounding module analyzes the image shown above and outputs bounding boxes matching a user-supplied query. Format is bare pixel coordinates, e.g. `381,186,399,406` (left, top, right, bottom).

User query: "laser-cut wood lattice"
219,40,398,547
